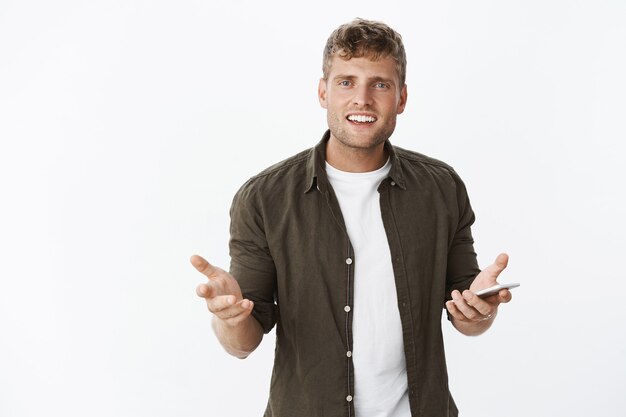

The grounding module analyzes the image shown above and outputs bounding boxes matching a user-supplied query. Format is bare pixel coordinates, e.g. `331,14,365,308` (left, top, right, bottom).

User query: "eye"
374,82,388,89
338,80,352,87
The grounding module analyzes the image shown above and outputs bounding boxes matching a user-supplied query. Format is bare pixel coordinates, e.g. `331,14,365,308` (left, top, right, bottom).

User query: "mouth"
346,113,377,125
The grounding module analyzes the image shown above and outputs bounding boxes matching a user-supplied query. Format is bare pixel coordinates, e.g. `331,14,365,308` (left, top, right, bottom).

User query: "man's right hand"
190,254,255,327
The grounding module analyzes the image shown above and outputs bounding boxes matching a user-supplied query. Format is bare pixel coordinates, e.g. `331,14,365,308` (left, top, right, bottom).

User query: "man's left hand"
446,253,513,333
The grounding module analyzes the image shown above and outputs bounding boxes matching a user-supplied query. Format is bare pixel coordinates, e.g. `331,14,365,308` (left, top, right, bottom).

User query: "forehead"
327,55,399,81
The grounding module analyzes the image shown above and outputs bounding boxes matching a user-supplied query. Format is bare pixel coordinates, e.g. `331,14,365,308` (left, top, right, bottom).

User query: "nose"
352,84,373,107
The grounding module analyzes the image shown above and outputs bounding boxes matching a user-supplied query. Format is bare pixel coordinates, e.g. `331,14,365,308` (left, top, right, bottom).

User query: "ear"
318,78,328,109
396,84,408,114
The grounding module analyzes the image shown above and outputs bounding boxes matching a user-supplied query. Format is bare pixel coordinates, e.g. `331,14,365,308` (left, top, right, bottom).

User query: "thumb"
484,252,509,279
494,252,509,272
190,254,218,278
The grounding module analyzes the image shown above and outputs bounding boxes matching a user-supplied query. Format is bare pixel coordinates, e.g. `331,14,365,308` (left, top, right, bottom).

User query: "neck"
326,136,388,173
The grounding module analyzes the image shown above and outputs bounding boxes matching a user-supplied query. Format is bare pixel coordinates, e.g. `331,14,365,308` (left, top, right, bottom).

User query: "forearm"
451,310,496,336
212,314,264,359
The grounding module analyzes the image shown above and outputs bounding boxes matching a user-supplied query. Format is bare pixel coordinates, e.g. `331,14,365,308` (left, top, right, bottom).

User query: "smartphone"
475,283,520,298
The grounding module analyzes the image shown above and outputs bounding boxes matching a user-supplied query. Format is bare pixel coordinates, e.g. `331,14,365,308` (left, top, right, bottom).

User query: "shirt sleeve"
228,181,278,334
444,171,481,314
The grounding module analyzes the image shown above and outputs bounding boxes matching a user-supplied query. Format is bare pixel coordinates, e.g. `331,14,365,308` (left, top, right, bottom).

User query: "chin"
338,135,386,151
347,128,394,148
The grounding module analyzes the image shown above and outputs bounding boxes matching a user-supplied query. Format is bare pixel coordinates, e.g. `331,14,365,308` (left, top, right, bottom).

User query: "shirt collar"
304,130,407,193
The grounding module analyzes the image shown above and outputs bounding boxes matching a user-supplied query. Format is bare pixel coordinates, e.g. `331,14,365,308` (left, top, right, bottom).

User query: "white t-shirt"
326,160,410,417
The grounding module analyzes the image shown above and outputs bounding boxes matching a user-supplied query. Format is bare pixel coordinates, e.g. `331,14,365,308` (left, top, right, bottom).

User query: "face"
318,55,407,152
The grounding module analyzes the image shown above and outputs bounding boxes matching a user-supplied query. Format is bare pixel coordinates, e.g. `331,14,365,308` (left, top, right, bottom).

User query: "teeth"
348,114,376,123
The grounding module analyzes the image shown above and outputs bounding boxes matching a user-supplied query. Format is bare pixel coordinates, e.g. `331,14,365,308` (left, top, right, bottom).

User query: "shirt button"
391,181,396,186
344,305,351,313
346,395,353,402
345,257,353,265
346,351,352,357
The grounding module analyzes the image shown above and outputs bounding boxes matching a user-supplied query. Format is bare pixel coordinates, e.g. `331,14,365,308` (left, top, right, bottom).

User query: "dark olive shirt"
229,131,480,417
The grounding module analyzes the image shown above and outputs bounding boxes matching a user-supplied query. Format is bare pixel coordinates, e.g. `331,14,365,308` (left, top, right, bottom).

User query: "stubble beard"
326,111,397,152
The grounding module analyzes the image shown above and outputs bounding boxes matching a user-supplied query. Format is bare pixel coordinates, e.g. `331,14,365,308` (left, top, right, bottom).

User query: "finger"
207,295,237,312
498,289,513,304
446,300,468,322
452,290,483,321
190,254,220,279
196,283,215,299
216,299,254,324
462,290,494,317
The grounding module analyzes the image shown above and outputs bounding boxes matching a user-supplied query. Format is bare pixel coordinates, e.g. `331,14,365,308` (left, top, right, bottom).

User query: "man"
191,18,512,417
